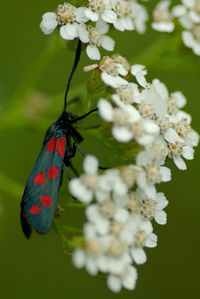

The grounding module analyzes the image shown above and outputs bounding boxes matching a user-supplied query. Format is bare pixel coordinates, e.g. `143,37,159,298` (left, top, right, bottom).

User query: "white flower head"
152,0,175,32
164,128,196,170
81,21,115,60
69,155,99,203
40,3,88,40
112,0,148,33
139,191,168,225
85,0,117,23
136,150,171,199
182,27,200,55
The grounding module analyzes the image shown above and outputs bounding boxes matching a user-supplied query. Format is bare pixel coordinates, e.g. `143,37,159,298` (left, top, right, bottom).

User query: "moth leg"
74,143,86,157
74,143,109,170
63,163,72,181
69,162,79,177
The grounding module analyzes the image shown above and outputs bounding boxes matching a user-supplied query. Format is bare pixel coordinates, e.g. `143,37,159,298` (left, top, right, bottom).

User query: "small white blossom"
112,0,148,33
164,128,196,169
85,0,117,23
182,27,200,55
139,191,168,225
40,12,58,35
69,155,99,203
107,266,137,292
98,96,160,144
40,3,88,40
152,0,175,32
136,150,171,199
81,21,115,60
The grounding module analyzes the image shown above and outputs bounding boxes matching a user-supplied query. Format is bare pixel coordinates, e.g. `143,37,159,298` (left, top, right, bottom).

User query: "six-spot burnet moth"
20,40,96,239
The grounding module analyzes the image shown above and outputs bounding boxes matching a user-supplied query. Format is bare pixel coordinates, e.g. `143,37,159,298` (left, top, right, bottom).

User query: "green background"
0,1,199,298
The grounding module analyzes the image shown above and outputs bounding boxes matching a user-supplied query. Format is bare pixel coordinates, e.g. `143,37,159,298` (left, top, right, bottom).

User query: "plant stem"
53,221,74,249
60,225,82,234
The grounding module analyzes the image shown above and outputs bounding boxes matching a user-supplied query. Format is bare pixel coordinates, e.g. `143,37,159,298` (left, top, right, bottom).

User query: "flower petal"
174,157,187,170
112,126,133,143
131,248,147,264
86,45,101,60
101,35,115,51
98,98,114,122
101,9,117,24
83,155,99,174
155,210,167,225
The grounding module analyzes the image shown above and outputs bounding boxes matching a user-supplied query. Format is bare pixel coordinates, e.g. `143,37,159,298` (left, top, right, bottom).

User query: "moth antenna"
72,108,98,123
63,40,82,112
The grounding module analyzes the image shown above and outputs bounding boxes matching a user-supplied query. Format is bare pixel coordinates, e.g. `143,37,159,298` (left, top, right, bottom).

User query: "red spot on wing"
40,195,52,207
48,167,59,180
47,137,56,152
33,173,46,185
29,205,42,215
56,137,66,158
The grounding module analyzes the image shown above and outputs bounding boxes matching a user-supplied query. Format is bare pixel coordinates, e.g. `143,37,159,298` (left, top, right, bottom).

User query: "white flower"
84,55,130,88
131,2,149,34
107,266,137,292
144,136,169,165
112,0,148,33
86,202,129,235
180,0,200,23
139,191,168,225
97,169,129,202
68,58,198,292
136,150,171,199
182,27,200,55
80,21,115,60
98,96,160,145
85,0,117,23
112,0,135,31
40,3,88,40
164,128,195,170
40,12,58,35
68,155,99,203
72,224,106,275
152,0,175,32
138,88,168,119
129,215,157,264
116,83,140,104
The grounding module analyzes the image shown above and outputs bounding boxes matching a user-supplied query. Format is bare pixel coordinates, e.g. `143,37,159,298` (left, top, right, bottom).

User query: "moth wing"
21,134,66,238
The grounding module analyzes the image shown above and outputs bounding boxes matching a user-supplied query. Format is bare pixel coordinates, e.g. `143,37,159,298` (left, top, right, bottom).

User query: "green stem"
53,221,74,249
60,225,82,234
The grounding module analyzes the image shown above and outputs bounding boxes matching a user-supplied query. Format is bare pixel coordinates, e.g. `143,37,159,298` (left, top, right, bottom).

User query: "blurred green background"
0,1,200,298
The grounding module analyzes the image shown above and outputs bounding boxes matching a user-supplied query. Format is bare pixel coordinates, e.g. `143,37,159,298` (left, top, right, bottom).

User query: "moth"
20,108,96,239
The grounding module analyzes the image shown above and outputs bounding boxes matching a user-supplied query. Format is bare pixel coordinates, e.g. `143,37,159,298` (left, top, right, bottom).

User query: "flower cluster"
40,1,148,60
69,57,199,292
70,155,164,292
39,1,199,293
152,0,200,55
